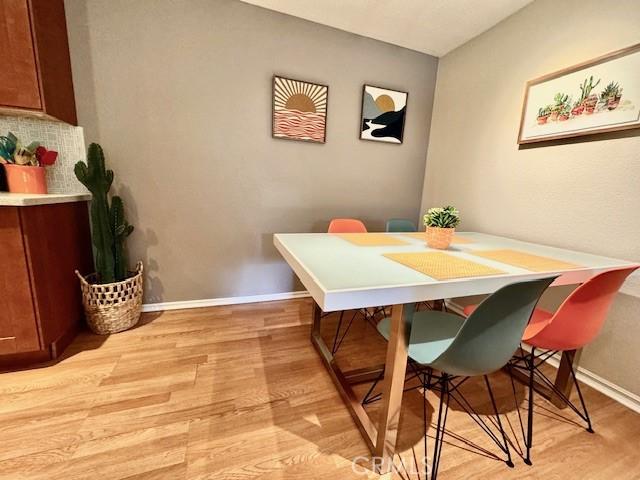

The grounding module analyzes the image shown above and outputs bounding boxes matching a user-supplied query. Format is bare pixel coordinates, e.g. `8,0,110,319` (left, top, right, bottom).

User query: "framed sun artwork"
272,75,328,143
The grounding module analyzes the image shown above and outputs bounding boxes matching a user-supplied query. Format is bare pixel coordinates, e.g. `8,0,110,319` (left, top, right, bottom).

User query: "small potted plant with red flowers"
0,132,58,194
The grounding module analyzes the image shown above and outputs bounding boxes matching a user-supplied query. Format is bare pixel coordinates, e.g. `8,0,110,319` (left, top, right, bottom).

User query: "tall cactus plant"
75,143,134,283
111,195,134,281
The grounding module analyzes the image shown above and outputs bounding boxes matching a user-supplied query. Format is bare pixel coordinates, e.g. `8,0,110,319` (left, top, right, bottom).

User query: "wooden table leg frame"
311,302,409,474
312,301,581,475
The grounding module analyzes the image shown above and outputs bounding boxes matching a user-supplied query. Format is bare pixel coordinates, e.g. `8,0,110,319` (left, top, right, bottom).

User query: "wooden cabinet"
0,0,77,124
0,208,40,354
0,201,92,367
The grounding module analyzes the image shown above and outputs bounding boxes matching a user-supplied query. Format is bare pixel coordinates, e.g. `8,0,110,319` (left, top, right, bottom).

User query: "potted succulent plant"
578,76,601,115
600,81,623,110
571,99,585,116
0,131,58,194
558,101,572,121
74,143,143,335
423,205,460,249
536,106,552,125
550,93,569,121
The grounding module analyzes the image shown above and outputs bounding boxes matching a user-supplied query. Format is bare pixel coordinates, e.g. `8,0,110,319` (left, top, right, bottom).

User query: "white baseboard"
142,290,311,313
446,300,640,414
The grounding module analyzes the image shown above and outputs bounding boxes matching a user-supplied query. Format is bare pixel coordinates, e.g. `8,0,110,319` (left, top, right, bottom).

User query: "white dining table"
273,231,636,473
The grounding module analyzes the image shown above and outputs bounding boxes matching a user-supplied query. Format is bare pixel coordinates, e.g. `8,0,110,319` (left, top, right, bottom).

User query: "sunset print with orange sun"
360,85,408,144
273,76,328,143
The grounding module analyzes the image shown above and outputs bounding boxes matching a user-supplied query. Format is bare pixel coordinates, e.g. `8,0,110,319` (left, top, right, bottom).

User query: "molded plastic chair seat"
377,311,464,365
385,218,417,233
328,218,367,233
370,276,556,478
463,304,554,343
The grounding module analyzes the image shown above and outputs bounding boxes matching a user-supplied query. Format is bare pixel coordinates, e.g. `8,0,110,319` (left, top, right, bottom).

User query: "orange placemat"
336,233,409,246
469,249,582,272
399,232,473,244
383,252,505,280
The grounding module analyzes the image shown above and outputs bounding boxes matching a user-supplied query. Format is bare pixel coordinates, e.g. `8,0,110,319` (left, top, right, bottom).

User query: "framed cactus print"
518,43,640,144
272,75,328,143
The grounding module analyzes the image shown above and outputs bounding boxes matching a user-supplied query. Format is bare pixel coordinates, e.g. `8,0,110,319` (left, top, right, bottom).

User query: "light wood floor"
1,298,639,479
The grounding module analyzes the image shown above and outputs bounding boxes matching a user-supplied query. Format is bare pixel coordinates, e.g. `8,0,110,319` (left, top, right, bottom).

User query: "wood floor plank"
0,298,639,479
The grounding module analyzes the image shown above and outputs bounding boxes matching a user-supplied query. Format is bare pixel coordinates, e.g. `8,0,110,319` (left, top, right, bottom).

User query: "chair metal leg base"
508,346,594,466
419,372,514,478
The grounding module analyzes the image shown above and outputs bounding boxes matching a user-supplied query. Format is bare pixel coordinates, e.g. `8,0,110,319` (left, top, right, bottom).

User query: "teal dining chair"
385,218,417,232
368,276,557,479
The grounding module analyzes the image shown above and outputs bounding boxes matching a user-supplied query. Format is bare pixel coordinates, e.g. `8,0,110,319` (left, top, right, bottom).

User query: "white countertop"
0,192,91,206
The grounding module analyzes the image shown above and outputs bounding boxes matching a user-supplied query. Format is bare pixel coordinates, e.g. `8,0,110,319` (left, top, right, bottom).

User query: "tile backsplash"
0,115,88,194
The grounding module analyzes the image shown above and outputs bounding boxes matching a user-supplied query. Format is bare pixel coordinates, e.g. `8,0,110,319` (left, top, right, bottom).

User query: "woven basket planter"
75,262,144,335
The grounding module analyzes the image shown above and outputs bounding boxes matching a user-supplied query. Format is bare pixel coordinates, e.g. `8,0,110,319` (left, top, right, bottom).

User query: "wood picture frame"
272,75,328,144
517,43,640,144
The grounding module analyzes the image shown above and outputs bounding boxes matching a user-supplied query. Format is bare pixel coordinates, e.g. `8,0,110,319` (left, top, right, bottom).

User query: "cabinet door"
0,208,41,354
0,0,42,110
20,203,92,348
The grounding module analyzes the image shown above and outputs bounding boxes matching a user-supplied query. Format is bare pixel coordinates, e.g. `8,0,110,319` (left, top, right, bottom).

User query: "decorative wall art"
272,75,328,143
360,85,407,144
518,43,640,144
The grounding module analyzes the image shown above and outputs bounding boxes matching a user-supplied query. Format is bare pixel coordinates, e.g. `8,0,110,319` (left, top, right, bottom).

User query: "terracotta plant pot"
537,115,549,125
571,105,584,116
426,226,455,249
4,164,48,194
607,96,621,110
558,114,570,121
584,95,598,115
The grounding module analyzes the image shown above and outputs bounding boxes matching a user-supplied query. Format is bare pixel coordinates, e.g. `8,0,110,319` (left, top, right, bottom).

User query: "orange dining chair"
463,265,639,465
328,218,367,233
325,218,374,354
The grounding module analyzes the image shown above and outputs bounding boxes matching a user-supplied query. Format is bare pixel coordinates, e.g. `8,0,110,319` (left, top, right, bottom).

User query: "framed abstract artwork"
272,75,328,143
518,43,640,144
360,85,407,144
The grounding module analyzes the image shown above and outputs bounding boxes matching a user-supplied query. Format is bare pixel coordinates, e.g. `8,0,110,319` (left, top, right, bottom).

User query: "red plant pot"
537,115,549,125
571,106,584,116
558,114,569,121
4,164,48,194
607,96,621,110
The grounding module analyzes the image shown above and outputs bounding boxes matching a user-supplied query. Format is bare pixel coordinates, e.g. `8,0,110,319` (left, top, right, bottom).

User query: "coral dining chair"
328,218,367,233
463,265,639,465
325,218,369,353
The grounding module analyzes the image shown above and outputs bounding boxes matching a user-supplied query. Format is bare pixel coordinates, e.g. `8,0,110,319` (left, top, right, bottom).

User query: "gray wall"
421,0,640,395
65,0,438,303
